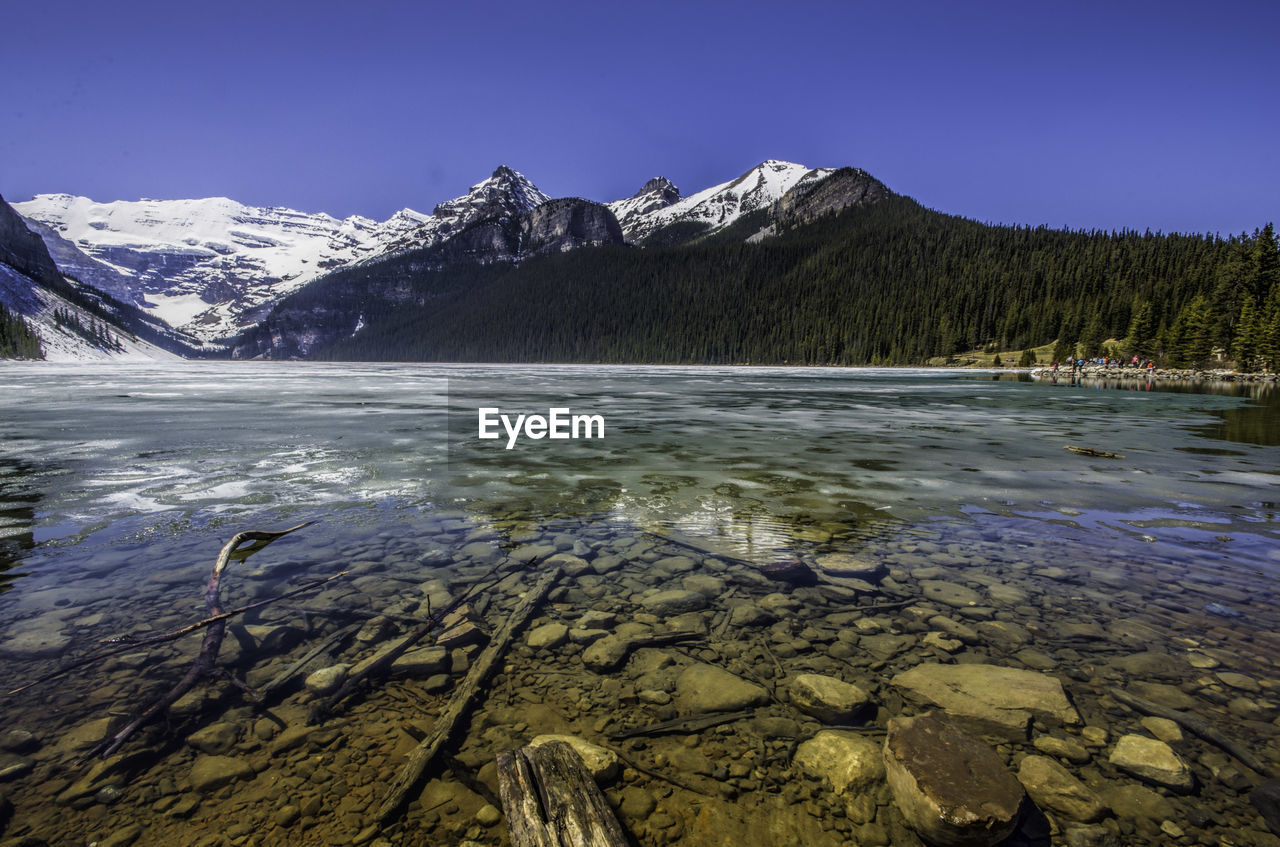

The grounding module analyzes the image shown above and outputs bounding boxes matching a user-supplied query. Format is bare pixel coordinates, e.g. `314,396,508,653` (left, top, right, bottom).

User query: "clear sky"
3,0,1276,236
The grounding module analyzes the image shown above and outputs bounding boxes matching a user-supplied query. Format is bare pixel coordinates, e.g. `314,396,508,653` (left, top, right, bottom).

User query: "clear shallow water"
0,363,1277,845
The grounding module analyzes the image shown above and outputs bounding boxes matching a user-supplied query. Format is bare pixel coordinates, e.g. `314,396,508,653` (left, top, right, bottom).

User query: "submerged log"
497,741,629,847
375,565,562,825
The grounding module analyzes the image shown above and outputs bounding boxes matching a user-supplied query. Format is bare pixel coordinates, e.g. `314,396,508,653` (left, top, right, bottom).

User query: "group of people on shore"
1051,355,1156,375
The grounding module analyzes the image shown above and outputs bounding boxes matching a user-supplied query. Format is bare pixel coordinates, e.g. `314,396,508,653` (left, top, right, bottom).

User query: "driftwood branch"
1109,686,1274,777
1066,445,1124,459
83,522,313,760
260,621,361,698
498,741,629,847
8,569,347,696
325,558,511,711
375,565,562,826
608,708,758,740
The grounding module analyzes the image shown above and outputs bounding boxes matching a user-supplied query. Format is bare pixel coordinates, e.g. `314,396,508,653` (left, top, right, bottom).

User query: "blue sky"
3,0,1276,235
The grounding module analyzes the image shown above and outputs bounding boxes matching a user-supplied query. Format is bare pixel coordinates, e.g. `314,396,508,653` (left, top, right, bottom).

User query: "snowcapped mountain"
12,161,869,351
371,165,551,259
609,160,834,244
606,177,682,235
12,194,431,342
13,166,553,343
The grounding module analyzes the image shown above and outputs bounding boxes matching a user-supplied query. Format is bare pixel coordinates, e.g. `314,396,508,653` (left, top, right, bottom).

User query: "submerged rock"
189,755,255,794
1105,736,1192,798
582,635,631,671
0,619,71,659
793,730,884,794
0,730,39,754
757,557,817,585
1249,778,1280,835
525,622,569,650
814,553,885,581
789,673,871,723
919,580,983,608
186,722,239,756
728,604,774,627
640,589,707,616
892,663,1080,740
1016,755,1108,822
1108,734,1194,792
675,664,769,714
304,664,350,697
392,645,449,675
883,711,1024,846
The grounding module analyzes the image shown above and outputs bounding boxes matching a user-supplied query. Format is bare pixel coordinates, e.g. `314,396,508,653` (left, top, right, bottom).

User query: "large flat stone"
675,664,769,714
884,711,1024,846
892,663,1080,740
189,755,255,794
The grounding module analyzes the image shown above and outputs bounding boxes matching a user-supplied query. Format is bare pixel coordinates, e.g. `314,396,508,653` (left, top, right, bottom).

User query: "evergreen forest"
0,302,42,359
246,196,1280,370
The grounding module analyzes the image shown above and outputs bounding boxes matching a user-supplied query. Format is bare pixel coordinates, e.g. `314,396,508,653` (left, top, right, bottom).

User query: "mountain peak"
433,166,550,220
636,176,680,199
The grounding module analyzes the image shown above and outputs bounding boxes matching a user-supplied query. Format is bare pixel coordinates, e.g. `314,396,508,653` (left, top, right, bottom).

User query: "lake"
0,363,1277,846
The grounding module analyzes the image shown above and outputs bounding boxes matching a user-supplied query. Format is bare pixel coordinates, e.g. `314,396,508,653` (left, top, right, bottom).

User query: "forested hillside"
241,196,1279,369
0,302,43,359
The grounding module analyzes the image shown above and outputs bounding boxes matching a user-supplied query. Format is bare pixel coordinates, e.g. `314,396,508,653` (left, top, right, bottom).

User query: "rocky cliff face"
0,193,62,286
404,197,624,269
771,167,892,227
523,198,624,254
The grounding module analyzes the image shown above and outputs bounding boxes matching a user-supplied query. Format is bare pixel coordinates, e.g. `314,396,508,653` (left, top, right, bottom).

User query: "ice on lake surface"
0,362,1277,846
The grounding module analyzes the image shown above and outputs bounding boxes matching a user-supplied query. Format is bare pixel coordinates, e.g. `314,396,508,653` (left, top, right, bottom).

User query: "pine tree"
1250,223,1280,301
1232,297,1260,370
1080,312,1106,359
1124,300,1156,359
1050,338,1072,364
1018,348,1037,367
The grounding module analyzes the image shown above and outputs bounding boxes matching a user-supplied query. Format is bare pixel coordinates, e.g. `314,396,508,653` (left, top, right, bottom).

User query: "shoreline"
1030,365,1278,383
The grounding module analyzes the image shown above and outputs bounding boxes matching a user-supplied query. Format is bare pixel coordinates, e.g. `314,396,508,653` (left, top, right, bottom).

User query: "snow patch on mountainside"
613,160,833,243
0,264,178,362
13,194,430,342
13,167,552,342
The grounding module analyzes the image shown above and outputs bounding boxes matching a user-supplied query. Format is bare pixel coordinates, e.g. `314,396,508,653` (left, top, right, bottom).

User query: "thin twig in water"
9,570,346,697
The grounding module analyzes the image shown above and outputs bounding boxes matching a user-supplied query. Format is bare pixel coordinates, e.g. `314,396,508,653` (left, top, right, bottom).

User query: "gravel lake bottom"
0,363,1277,846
